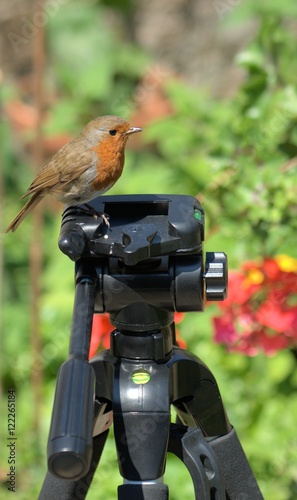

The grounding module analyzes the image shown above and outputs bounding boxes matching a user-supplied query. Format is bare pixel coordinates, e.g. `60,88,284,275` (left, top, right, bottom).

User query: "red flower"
89,314,113,359
213,255,297,356
174,313,187,349
255,301,296,333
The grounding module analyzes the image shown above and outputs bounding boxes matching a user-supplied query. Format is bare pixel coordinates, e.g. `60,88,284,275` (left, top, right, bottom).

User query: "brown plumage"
6,115,142,232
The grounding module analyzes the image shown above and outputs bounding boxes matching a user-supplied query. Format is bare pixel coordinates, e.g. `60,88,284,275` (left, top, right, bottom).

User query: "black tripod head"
58,194,227,332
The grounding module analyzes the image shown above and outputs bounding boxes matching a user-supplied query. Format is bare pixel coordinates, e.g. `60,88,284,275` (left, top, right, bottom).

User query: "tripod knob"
204,252,228,301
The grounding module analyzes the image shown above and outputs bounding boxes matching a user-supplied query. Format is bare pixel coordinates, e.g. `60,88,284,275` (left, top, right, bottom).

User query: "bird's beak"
125,127,143,135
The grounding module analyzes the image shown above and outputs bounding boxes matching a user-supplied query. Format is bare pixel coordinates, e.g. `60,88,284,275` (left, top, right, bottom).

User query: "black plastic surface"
59,194,204,265
210,428,264,499
39,431,108,500
118,484,169,500
47,275,97,480
47,359,95,480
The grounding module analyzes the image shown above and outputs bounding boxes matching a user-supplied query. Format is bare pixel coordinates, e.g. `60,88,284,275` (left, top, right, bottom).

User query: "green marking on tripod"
132,369,150,385
194,209,202,221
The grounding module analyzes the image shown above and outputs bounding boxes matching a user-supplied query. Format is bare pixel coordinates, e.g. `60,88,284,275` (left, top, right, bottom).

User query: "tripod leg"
167,347,263,499
168,347,231,436
39,431,109,500
210,428,263,500
168,424,226,499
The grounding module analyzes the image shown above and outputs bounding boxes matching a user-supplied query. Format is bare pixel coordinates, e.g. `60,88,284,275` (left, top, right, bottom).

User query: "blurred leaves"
145,15,297,261
46,0,148,126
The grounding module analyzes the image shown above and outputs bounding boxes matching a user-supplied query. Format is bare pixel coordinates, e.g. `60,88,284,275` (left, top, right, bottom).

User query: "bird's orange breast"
91,136,126,191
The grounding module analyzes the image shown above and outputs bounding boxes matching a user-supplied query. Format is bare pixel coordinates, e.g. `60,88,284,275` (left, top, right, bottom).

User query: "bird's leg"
82,203,110,228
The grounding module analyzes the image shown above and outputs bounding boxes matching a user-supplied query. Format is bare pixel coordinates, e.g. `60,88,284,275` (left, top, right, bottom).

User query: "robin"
6,115,142,233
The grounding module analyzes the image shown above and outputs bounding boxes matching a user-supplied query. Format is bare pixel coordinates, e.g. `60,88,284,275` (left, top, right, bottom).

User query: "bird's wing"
21,143,94,199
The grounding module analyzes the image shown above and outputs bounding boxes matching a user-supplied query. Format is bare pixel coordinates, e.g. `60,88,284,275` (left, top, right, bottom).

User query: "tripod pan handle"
47,358,95,480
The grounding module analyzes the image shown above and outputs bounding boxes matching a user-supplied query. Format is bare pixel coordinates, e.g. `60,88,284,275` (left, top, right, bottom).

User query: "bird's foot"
82,203,110,228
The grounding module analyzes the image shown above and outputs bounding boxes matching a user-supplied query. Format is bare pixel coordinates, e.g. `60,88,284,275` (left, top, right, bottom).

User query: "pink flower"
213,255,297,356
213,315,237,345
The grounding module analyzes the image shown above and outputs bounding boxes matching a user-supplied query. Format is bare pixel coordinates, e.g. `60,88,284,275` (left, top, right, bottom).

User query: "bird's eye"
109,129,117,136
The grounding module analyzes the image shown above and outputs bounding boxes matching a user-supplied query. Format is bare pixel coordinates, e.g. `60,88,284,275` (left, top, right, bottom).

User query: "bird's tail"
6,193,43,233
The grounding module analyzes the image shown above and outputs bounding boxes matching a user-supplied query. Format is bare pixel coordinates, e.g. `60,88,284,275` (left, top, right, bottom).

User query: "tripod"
39,194,263,499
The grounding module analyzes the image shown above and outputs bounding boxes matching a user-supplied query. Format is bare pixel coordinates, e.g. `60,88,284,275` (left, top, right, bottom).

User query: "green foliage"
146,15,297,260
45,0,149,132
2,3,297,499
